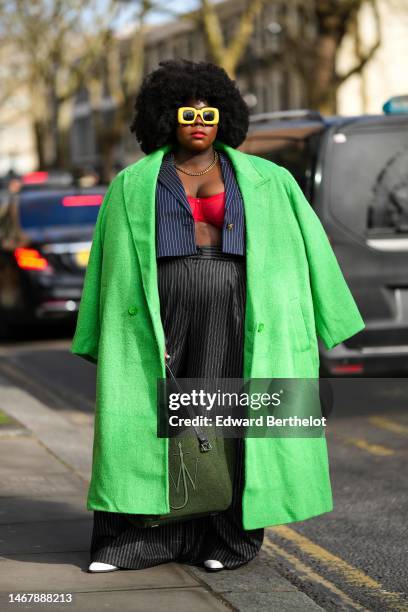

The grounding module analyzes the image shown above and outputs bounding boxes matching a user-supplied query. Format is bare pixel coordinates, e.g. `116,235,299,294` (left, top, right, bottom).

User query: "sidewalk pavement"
0,374,324,612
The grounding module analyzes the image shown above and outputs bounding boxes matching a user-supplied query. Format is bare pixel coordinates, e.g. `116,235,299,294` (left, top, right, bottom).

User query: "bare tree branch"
190,0,266,78
0,0,126,168
335,0,381,84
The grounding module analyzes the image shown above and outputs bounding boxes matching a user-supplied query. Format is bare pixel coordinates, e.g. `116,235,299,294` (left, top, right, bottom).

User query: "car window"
243,123,324,200
18,191,104,228
260,139,313,193
326,123,408,236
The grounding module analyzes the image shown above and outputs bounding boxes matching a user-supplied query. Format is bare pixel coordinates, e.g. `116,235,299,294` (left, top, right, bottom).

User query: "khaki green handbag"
128,362,236,528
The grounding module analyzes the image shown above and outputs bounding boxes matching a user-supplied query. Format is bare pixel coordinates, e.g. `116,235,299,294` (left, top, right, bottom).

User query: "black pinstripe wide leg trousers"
89,245,264,570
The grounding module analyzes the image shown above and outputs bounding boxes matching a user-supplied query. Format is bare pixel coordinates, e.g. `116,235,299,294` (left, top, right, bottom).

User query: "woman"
70,59,365,574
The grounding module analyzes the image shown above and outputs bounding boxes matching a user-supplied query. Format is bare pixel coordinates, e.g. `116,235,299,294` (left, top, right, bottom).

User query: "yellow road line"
368,416,408,435
267,526,408,611
262,537,369,611
341,436,395,456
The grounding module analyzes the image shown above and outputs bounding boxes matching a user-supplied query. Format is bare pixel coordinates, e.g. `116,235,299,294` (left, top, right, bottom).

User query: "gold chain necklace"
172,150,219,176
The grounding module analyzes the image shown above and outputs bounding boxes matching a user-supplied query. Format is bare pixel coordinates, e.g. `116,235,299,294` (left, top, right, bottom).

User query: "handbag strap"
165,360,212,453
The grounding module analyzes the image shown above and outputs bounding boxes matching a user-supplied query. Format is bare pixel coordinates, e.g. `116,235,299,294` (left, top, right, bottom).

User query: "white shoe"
204,559,224,572
88,561,119,573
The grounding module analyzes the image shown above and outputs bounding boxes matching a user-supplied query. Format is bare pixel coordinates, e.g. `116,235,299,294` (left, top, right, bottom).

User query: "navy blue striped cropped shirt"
155,150,246,258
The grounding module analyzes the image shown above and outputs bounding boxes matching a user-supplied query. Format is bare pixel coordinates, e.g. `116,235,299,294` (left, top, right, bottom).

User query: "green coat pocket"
289,296,311,352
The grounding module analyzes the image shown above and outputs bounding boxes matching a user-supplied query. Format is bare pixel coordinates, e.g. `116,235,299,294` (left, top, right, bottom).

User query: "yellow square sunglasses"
177,106,219,125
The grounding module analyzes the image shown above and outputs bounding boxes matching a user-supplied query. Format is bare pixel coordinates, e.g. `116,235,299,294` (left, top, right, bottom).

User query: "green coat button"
128,305,138,316
257,322,264,332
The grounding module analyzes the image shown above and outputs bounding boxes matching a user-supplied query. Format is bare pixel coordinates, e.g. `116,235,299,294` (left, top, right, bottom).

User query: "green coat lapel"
122,144,171,373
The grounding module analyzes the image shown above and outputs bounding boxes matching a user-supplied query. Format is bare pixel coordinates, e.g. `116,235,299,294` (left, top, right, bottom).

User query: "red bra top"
187,191,226,229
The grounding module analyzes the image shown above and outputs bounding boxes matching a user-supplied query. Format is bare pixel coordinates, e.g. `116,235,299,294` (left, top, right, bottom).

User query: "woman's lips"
191,132,206,138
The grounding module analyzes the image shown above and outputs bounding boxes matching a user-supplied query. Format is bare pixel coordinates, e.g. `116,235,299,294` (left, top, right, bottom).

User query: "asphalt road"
1,329,407,612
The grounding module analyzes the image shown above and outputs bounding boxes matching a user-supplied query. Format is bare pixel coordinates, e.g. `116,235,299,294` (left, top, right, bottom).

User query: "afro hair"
129,59,249,154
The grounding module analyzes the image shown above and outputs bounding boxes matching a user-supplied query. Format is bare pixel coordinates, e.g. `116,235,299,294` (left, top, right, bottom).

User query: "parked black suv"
241,97,408,375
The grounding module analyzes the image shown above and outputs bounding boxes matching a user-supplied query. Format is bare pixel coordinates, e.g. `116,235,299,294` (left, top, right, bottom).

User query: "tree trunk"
50,86,62,169
308,31,339,113
32,120,47,170
100,144,116,183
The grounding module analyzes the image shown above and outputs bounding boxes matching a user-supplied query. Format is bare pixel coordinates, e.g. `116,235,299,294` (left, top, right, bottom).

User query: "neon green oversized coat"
70,139,365,529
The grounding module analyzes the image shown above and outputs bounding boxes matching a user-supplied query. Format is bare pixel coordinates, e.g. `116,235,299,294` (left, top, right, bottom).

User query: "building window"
71,115,95,161
271,70,283,110
281,69,290,109
76,86,89,104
